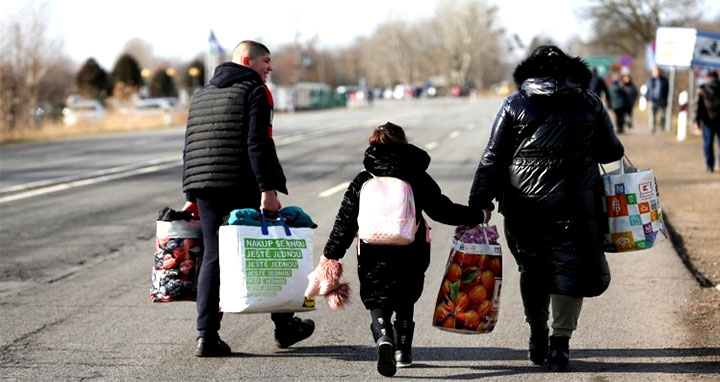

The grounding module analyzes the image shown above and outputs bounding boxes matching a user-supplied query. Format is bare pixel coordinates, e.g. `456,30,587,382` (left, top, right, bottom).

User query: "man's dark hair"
710,71,719,81
234,40,270,59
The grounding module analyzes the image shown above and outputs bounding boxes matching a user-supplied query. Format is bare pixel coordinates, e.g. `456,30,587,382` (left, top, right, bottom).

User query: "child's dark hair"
369,122,408,146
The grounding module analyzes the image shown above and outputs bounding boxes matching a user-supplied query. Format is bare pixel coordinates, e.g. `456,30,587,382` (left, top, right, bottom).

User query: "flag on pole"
209,30,225,55
206,30,225,84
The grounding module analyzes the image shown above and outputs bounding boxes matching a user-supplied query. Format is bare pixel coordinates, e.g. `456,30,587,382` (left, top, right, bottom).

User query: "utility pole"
665,66,676,132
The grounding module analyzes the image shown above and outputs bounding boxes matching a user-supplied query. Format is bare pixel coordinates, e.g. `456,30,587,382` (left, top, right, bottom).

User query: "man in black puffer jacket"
469,45,624,372
181,40,314,357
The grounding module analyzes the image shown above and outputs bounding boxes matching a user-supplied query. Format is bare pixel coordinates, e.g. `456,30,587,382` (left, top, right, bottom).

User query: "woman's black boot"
393,320,414,368
548,335,570,372
528,326,549,366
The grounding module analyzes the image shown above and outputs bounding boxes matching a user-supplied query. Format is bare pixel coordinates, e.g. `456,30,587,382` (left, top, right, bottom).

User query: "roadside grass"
0,110,189,144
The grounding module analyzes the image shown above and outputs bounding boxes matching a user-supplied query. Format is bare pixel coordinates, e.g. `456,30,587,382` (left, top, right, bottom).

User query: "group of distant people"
590,67,661,134
590,65,720,173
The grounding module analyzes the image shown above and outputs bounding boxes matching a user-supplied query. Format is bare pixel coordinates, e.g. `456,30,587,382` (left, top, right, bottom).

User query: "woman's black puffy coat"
469,54,624,297
324,143,482,310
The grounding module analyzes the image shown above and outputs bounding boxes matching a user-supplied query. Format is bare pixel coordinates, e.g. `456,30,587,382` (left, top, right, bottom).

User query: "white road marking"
318,182,350,198
275,133,307,146
0,161,182,204
0,124,347,204
0,155,181,194
449,130,461,138
424,141,439,150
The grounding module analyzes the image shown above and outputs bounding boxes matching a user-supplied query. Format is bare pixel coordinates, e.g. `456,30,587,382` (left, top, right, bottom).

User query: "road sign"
654,27,696,67
692,29,720,69
654,27,720,69
584,56,618,77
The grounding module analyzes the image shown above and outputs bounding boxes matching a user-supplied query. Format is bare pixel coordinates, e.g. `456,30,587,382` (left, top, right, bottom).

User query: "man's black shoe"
195,336,232,357
274,317,315,348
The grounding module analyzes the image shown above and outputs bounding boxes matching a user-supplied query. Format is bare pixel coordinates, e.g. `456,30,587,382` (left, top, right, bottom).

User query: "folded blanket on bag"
227,206,318,228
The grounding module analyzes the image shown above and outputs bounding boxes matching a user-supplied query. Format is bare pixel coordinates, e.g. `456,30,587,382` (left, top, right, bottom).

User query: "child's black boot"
370,312,396,377
393,320,414,368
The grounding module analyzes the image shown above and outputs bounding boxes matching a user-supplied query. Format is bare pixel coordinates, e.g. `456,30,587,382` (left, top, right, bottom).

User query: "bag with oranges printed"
432,225,502,334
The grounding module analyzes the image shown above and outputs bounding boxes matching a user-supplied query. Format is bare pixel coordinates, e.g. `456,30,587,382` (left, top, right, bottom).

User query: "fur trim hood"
513,46,592,96
363,143,430,177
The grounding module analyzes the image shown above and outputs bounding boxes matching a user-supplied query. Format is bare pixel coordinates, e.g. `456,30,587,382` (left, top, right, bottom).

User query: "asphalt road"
0,98,718,381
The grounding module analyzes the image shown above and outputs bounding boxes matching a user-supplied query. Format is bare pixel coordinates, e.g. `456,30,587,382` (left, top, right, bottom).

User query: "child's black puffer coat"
323,143,482,310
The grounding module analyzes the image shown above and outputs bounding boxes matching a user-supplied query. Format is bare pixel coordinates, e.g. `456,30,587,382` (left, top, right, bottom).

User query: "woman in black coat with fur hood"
320,122,487,376
469,46,624,372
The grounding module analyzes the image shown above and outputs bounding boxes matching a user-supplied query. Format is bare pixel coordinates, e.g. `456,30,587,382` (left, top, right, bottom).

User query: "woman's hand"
482,209,492,224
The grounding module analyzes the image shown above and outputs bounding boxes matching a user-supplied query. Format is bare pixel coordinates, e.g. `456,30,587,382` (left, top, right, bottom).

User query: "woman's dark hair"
369,122,408,146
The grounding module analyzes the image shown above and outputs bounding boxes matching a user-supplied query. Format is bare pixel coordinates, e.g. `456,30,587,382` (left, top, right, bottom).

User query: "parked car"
62,100,105,126
133,98,177,125
134,98,176,111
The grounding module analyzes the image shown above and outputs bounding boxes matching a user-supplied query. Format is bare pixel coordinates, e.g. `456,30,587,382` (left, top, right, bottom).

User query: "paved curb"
664,204,715,288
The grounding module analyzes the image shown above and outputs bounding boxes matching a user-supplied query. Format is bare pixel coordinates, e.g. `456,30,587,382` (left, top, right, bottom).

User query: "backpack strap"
362,169,376,178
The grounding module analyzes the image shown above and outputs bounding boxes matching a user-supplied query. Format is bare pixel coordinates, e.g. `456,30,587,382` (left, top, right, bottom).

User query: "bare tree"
526,35,559,56
0,3,63,132
225,0,506,93
353,0,506,90
268,42,300,86
38,56,75,111
367,20,417,86
428,0,505,88
332,41,363,86
695,13,720,33
581,0,702,56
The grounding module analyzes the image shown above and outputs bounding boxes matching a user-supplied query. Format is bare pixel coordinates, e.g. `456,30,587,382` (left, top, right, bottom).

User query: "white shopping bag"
601,155,668,252
219,216,315,313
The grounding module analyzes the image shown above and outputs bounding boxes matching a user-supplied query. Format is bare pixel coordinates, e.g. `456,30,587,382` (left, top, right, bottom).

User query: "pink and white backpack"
357,173,419,245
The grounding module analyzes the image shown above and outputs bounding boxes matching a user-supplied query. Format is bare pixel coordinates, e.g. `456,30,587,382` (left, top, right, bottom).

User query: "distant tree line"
270,0,507,90
2,0,717,134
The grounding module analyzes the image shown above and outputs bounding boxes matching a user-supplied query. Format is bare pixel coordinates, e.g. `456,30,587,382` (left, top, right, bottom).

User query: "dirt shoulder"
618,123,720,347
0,110,189,144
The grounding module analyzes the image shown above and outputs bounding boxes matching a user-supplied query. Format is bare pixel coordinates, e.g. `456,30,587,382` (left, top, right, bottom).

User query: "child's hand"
305,256,351,309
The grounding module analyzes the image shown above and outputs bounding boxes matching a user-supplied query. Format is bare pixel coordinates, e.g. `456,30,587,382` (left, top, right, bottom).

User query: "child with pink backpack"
307,122,490,377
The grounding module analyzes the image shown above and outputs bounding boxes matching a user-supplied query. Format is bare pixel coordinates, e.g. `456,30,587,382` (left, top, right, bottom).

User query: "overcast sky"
2,0,718,69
